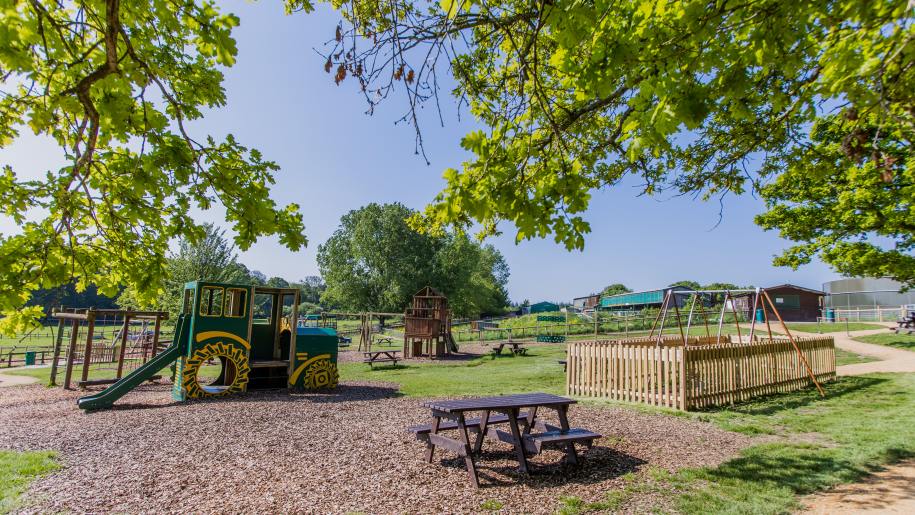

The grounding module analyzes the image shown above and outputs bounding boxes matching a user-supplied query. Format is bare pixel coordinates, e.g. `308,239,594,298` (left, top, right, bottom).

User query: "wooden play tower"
403,286,456,358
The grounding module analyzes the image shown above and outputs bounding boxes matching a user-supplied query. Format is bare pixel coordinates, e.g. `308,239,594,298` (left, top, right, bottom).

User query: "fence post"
63,319,80,390
116,312,131,379
679,345,688,410
49,318,65,387
80,311,97,386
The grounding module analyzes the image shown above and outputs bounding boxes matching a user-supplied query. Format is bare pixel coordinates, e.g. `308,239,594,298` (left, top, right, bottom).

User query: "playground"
0,367,757,513
2,289,915,513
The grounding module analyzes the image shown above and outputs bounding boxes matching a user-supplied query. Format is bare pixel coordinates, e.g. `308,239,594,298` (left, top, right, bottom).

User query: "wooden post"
672,298,687,347
647,292,668,338
762,290,825,397
116,312,131,379
49,318,65,387
288,290,300,378
728,291,743,343
80,311,97,386
63,319,80,390
151,314,162,358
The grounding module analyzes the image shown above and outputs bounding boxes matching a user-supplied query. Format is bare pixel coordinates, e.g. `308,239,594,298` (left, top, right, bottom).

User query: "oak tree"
297,0,913,280
0,1,306,333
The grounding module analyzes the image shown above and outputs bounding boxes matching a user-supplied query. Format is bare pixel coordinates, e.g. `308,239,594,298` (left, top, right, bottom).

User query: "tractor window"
199,287,224,317
183,289,194,315
225,288,248,318
253,293,273,324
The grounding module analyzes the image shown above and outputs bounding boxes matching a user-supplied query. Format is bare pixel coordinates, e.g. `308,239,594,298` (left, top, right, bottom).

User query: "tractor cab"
173,281,339,401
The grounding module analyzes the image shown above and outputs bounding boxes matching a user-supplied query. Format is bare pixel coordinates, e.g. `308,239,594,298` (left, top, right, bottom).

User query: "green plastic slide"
76,343,181,411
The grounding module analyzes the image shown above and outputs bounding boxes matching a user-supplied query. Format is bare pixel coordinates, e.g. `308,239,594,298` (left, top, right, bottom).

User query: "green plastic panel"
601,290,665,308
289,327,340,390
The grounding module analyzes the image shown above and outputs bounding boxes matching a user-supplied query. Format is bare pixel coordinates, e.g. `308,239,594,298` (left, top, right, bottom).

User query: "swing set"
566,288,835,410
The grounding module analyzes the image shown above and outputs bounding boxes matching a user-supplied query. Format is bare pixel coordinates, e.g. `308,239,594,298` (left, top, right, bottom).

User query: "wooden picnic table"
409,392,600,487
363,349,400,368
491,341,527,355
373,335,395,345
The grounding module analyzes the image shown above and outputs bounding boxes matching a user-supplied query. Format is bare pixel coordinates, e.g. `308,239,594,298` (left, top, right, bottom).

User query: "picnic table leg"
507,408,530,475
425,416,441,463
556,405,579,464
473,410,490,454
523,406,538,435
456,414,480,488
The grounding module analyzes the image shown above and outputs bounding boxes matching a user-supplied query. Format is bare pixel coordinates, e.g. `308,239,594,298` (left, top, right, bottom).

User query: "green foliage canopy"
757,112,915,288
601,283,631,297
0,1,306,334
669,280,701,290
317,203,509,317
300,0,913,278
117,223,250,318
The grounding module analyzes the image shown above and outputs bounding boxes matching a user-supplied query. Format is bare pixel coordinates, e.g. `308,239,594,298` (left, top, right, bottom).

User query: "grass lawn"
558,374,915,514
784,322,885,334
5,362,220,385
670,373,915,513
835,348,877,366
340,344,567,397
854,333,915,352
342,342,913,514
0,450,59,513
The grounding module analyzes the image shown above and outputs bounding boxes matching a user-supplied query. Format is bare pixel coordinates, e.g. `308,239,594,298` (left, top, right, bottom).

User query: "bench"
491,343,528,356
486,425,601,461
523,428,602,454
407,412,531,438
363,350,400,368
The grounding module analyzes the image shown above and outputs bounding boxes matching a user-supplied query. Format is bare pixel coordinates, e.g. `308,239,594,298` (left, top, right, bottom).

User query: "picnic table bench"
363,350,400,368
895,310,915,334
491,342,527,356
409,392,601,487
374,335,395,345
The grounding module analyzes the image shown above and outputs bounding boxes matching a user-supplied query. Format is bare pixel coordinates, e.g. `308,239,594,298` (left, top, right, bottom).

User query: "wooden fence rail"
567,336,835,410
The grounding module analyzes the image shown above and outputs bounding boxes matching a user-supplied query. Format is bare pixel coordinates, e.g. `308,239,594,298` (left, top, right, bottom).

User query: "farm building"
733,284,825,322
523,301,560,314
600,286,694,311
823,277,915,309
571,294,600,310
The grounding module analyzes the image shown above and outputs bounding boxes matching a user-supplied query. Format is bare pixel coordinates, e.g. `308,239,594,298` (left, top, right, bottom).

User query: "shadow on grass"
679,443,915,514
696,376,887,417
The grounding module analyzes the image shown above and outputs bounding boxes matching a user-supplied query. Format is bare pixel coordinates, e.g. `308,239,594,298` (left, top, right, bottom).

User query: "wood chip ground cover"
0,383,754,513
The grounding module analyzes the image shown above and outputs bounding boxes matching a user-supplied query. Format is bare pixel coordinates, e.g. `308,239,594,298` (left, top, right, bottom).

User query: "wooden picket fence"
566,335,835,410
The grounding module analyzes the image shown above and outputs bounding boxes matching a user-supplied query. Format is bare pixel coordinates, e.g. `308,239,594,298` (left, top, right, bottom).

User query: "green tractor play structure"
77,281,339,411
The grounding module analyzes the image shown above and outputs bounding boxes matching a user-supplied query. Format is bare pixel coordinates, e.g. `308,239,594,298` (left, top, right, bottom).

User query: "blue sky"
1,1,837,303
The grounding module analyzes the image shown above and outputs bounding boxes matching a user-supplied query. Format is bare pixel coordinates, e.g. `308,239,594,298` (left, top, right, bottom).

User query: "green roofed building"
524,301,560,314
600,286,694,311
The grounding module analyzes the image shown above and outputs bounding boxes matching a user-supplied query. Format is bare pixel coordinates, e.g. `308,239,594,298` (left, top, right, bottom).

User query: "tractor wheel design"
304,359,338,389
182,341,250,399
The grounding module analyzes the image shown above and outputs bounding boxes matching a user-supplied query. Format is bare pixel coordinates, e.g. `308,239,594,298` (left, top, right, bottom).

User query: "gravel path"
0,370,38,387
804,459,915,514
780,325,915,375
1,382,754,514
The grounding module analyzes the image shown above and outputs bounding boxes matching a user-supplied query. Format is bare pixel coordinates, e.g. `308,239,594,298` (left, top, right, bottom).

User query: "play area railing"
566,335,835,411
